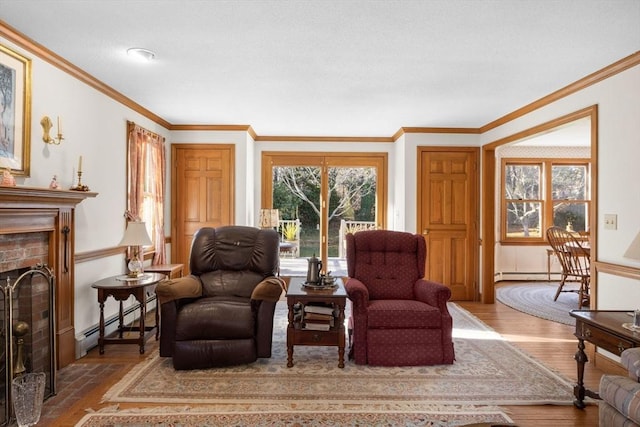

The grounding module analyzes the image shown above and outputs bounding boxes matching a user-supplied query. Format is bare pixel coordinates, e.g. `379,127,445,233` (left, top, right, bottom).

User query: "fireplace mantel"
0,185,97,368
0,185,97,207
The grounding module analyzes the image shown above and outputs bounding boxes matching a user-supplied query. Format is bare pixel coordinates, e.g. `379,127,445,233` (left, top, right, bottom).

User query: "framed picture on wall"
0,43,31,176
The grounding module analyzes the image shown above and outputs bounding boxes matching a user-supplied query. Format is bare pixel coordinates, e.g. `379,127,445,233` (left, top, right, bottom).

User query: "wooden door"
418,147,479,301
171,144,235,271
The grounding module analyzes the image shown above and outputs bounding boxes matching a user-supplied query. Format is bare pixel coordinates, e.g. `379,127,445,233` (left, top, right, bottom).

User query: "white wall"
0,36,171,343
482,64,640,308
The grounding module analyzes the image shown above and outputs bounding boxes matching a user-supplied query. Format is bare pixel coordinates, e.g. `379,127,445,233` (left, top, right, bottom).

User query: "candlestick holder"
70,170,90,191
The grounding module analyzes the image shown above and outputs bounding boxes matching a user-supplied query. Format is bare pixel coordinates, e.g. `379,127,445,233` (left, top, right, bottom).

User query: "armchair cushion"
600,374,640,425
598,348,640,427
623,347,640,381
367,299,442,329
175,299,255,341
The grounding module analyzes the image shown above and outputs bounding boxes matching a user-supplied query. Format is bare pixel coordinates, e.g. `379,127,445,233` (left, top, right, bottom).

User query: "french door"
261,152,387,267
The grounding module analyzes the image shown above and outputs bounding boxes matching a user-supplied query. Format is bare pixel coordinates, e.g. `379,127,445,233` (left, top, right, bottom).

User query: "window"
126,122,166,264
502,158,590,243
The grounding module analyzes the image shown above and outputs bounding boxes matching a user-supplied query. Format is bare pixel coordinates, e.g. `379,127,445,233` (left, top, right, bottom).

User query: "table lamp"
119,221,152,277
259,208,280,229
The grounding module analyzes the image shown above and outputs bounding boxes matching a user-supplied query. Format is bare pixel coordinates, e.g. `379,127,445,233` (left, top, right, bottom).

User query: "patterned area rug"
77,404,514,426
496,282,580,326
101,302,574,407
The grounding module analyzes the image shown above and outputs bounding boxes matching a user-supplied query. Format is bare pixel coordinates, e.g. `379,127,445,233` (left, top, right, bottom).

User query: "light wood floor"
42,293,602,426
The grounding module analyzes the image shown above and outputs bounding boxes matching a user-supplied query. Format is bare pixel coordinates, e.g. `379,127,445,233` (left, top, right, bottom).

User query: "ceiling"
1,0,639,137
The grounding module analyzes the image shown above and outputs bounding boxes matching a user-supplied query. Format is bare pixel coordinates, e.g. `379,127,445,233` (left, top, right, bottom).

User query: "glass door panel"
262,152,387,271
272,166,321,258
327,166,377,258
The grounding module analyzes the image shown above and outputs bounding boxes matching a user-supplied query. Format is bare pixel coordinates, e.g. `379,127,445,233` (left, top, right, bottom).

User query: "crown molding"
481,51,640,133
2,20,638,141
254,135,394,143
0,20,171,129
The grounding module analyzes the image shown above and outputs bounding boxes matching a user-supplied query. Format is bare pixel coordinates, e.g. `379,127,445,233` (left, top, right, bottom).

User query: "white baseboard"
495,272,561,282
74,297,157,359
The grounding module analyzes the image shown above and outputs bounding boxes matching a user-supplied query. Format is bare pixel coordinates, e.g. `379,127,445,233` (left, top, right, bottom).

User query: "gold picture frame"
0,43,31,176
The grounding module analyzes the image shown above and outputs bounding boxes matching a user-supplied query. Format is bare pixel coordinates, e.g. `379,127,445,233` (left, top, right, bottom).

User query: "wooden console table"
92,272,166,354
286,277,347,368
570,310,640,408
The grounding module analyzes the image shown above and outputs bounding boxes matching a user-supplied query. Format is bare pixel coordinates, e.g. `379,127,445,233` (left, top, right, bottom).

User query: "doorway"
481,106,597,304
261,152,387,268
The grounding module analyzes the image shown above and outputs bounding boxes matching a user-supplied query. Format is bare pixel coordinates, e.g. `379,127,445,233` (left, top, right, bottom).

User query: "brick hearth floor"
39,361,122,425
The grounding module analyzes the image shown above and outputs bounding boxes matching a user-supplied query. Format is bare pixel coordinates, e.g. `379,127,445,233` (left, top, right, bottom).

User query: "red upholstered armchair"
345,230,455,366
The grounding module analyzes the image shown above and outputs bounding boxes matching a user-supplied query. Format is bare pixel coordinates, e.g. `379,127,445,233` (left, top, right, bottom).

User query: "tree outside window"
502,159,589,242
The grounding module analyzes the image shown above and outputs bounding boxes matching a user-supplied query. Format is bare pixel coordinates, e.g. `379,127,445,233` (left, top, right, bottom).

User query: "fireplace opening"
0,265,56,426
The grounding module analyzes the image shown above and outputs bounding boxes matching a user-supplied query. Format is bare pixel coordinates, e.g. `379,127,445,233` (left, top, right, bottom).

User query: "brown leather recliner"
156,226,284,370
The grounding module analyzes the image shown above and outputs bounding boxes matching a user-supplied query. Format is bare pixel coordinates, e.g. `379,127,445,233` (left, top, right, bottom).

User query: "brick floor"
39,361,122,426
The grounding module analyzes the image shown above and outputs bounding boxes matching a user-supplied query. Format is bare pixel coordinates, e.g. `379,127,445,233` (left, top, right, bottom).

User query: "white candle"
78,155,82,173
57,116,61,134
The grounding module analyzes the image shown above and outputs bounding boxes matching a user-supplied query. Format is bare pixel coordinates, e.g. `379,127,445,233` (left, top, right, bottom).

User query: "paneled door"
171,144,235,271
418,147,479,301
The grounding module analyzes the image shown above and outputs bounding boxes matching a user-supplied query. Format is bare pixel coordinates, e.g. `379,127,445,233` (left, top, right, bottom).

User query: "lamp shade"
119,221,152,246
624,230,640,261
259,209,280,228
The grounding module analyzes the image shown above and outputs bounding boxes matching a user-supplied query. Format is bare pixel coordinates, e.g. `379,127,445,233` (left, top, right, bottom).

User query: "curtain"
126,121,166,265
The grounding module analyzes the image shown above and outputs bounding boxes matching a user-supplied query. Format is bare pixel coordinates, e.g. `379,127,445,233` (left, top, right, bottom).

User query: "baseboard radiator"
494,271,561,282
75,296,157,359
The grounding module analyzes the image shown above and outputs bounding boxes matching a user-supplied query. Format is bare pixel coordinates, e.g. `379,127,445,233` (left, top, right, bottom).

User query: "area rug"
77,404,514,426
496,282,580,326
101,302,575,407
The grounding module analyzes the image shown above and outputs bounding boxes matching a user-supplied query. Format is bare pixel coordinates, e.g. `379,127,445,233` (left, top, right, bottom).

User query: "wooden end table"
144,263,184,279
286,277,347,368
92,272,166,354
570,309,640,408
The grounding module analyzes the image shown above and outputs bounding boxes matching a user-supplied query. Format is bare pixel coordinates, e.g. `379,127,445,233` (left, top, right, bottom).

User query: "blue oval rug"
495,282,580,326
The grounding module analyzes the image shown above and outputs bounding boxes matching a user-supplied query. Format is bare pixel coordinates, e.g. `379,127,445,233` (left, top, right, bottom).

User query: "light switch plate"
604,214,617,230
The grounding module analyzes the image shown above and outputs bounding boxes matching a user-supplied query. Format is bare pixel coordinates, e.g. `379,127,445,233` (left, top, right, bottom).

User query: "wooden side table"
286,277,347,368
570,309,640,408
145,263,184,279
91,272,166,354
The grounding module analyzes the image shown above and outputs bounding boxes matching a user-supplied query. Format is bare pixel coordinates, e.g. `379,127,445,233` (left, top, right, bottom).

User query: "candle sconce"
40,116,64,145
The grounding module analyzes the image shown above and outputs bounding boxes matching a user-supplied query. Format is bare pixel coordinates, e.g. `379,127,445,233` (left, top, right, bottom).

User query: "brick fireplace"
0,185,96,370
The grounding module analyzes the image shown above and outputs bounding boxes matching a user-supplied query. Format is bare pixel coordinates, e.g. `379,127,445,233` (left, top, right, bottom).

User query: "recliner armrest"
251,277,284,302
414,279,451,311
156,275,202,305
345,278,369,312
